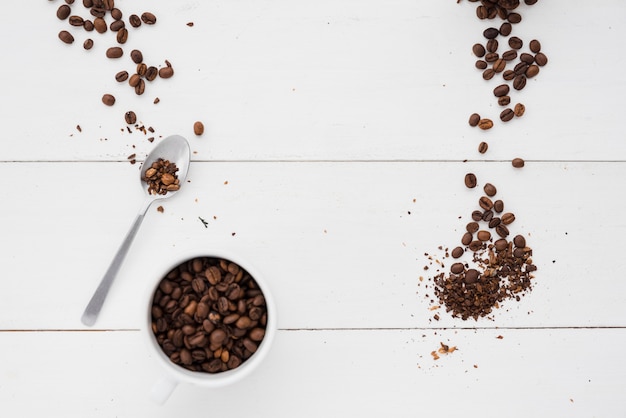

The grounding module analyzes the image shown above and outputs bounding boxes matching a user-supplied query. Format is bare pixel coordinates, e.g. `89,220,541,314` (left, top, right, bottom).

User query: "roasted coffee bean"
450,262,465,274
498,95,511,106
194,121,205,136
525,64,540,78
469,113,481,127
116,27,128,44
106,47,123,58
475,60,488,70
128,73,141,87
494,238,508,251
508,36,523,49
159,66,174,79
141,12,157,24
495,224,510,238
513,62,529,76
451,246,464,259
125,110,137,124
83,38,94,50
483,69,495,80
249,328,265,342
486,39,498,53
514,103,525,117
493,199,504,213
476,5,489,19
483,183,497,197
483,27,499,39
464,173,477,188
512,157,525,168
488,217,501,228
482,209,494,222
479,196,494,211
493,84,510,97
111,7,122,20
472,43,486,57
57,5,71,20
137,63,147,77
466,222,479,234
492,59,506,73
129,14,142,27
529,39,541,53
501,213,516,226
478,118,493,130
69,15,84,26
110,19,125,31
499,22,512,36
94,17,107,33
103,0,114,10
90,7,105,18
82,19,94,31
469,240,483,252
131,49,143,64
507,12,522,23
520,53,535,64
464,269,479,284
58,30,74,44
461,232,473,246
101,93,115,106
145,66,158,81
502,50,517,61
471,210,483,222
484,52,499,63
535,52,548,66
502,70,516,81
477,230,491,242
512,234,526,248
478,141,488,154
500,108,514,122
513,74,526,90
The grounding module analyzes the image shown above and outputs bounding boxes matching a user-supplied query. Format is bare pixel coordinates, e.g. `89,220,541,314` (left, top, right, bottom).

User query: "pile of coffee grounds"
423,177,537,320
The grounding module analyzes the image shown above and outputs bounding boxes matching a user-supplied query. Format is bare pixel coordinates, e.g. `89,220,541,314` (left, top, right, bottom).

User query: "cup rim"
142,248,276,388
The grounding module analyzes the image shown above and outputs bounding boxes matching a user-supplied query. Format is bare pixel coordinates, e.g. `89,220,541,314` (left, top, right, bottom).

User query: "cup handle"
150,376,179,404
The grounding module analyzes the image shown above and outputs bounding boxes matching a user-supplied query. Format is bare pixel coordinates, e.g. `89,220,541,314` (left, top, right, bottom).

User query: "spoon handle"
81,204,150,326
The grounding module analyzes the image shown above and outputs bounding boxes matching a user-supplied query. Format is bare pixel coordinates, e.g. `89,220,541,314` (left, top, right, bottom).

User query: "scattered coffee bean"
469,113,481,127
125,110,137,124
494,199,504,213
501,212,516,225
145,66,158,81
502,50,517,61
512,157,525,168
69,15,84,26
131,49,143,64
102,93,115,106
129,14,142,27
451,247,464,259
472,43,486,57
159,66,174,79
483,27,499,39
477,230,491,242
141,12,157,24
478,141,488,154
507,12,522,23
508,36,523,49
461,232,473,246
106,47,123,58
513,74,526,90
194,121,205,136
499,22,512,36
475,60,488,70
486,39,498,53
513,103,525,117
534,52,548,66
483,183,497,197
492,59,506,73
58,30,74,44
479,196,493,211
498,95,511,106
502,69,516,81
464,173,478,189
83,38,94,50
110,19,125,31
466,222,480,234
513,61,529,76
500,108,514,122
94,17,107,33
483,69,496,80
495,223,510,238
84,19,94,31
484,52,499,63
116,27,128,44
57,5,71,20
134,78,146,95
525,64,540,78
128,73,141,87
478,118,493,130
451,263,465,274
529,39,541,53
493,84,510,97
111,7,122,20
520,53,535,64
471,210,483,222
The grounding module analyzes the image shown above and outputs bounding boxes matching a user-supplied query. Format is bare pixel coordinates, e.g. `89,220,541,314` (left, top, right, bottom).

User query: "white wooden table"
2,1,625,416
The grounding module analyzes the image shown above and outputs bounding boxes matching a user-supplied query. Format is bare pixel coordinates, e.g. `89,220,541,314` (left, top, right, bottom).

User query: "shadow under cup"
144,252,276,404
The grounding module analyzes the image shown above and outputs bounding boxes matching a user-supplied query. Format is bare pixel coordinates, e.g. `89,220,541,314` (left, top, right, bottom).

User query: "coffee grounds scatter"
143,158,181,195
151,257,268,373
424,178,537,320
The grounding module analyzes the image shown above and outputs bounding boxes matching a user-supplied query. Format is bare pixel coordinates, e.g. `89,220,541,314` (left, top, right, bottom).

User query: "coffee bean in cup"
151,256,268,373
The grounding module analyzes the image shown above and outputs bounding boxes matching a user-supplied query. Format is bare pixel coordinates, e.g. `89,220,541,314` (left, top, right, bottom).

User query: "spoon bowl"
81,134,191,327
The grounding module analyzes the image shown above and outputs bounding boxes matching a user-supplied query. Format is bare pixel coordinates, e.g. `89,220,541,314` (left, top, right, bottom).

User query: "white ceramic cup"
142,250,276,404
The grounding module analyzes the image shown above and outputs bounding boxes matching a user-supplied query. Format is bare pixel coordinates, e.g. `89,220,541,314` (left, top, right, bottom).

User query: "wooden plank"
1,1,625,161
1,161,624,329
0,328,623,416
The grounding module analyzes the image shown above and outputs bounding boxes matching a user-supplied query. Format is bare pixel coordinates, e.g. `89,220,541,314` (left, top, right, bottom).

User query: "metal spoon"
81,134,191,326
